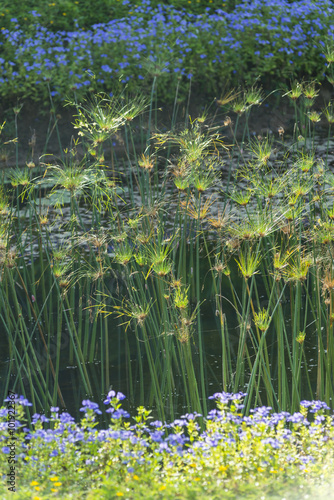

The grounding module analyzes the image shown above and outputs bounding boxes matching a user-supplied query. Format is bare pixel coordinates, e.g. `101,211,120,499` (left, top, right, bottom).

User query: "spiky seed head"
296,331,306,344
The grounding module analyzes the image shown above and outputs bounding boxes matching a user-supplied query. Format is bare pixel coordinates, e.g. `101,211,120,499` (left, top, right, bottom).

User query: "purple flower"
60,413,75,424
4,395,32,407
150,430,165,442
300,400,314,408
80,400,102,415
314,415,326,425
208,391,247,404
250,406,272,418
101,64,112,73
262,437,280,449
171,419,188,427
180,412,202,420
32,413,50,424
286,412,308,424
300,455,314,464
312,402,330,413
150,420,163,428
206,409,223,421
103,390,126,405
158,442,171,453
106,408,129,419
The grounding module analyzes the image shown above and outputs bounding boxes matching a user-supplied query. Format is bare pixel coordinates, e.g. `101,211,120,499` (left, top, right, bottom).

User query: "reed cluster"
1,78,334,422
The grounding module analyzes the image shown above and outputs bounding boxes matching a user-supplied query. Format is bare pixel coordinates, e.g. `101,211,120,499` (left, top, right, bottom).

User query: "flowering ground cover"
0,0,333,105
1,391,333,499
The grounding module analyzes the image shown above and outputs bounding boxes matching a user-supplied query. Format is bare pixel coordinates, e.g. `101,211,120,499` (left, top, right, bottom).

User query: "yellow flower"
116,494,124,497
30,481,39,486
219,465,228,472
54,482,62,487
270,469,278,474
35,486,41,491
257,467,264,472
33,497,42,500
133,475,139,480
159,486,166,491
62,12,67,16
194,477,200,481
51,489,58,493
50,477,59,482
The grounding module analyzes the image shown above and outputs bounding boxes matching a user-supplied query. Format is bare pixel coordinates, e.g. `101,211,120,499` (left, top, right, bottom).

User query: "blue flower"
150,420,163,427
106,408,130,419
60,413,75,424
80,400,102,415
4,395,32,407
262,437,280,449
104,391,126,404
286,412,308,424
208,391,247,403
29,10,41,17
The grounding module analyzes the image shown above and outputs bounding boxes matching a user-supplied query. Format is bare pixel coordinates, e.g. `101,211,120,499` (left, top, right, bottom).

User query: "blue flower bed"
1,391,334,498
0,0,333,103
